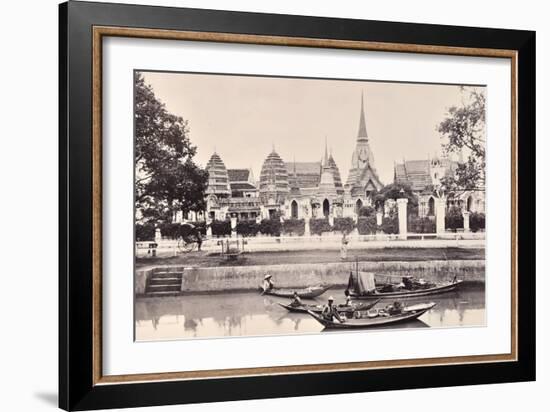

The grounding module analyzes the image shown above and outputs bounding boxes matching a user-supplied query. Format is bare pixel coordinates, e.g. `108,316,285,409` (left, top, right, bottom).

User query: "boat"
277,299,381,315
260,284,332,299
346,270,462,300
306,302,436,329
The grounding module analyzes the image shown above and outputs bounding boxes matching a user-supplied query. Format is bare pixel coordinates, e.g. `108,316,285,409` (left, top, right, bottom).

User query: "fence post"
435,198,446,235
462,211,470,232
397,198,408,240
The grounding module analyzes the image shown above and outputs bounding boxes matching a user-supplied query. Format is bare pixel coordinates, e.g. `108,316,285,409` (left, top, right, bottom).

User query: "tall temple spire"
323,136,329,166
357,91,368,142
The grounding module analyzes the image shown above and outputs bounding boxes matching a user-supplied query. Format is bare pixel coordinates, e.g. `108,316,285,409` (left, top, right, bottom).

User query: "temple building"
198,92,387,223
343,93,384,214
394,157,485,217
194,91,483,226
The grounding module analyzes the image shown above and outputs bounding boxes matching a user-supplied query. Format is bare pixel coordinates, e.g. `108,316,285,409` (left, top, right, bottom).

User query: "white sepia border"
102,36,511,376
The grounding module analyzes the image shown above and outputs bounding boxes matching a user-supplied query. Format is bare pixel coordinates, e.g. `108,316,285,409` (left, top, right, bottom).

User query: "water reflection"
135,284,485,341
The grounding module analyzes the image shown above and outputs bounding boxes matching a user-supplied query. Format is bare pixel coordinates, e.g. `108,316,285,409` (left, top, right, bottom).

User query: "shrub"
381,215,399,234
408,216,436,233
358,205,376,217
357,216,377,235
210,220,232,237
158,223,183,239
259,218,282,236
135,223,155,241
333,217,355,233
310,218,332,235
236,220,260,237
445,206,464,232
282,219,305,236
470,212,486,232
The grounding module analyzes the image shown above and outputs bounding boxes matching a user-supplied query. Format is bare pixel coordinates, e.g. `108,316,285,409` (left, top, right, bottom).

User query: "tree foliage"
309,218,332,235
333,217,355,234
378,182,418,216
445,206,464,231
438,88,486,192
259,218,282,236
236,220,260,237
357,216,377,235
135,73,208,223
282,219,305,236
470,212,486,232
358,206,376,218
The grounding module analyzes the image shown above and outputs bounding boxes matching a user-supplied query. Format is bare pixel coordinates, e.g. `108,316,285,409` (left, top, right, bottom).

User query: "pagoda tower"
204,152,231,198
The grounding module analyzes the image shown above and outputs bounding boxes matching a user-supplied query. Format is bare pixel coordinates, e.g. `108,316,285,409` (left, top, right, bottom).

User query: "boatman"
262,274,274,293
289,291,302,307
344,289,353,306
321,296,346,323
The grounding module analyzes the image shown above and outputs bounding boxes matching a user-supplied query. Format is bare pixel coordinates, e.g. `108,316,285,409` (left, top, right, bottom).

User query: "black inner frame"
59,1,536,410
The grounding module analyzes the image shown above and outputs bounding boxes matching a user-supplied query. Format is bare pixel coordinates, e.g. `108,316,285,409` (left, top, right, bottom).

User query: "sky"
140,71,484,184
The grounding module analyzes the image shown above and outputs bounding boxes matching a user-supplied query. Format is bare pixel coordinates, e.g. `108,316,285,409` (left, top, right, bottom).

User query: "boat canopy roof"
347,271,376,294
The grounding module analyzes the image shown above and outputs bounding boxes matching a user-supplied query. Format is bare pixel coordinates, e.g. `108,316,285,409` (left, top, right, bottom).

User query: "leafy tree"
438,88,486,192
378,182,418,216
135,73,208,223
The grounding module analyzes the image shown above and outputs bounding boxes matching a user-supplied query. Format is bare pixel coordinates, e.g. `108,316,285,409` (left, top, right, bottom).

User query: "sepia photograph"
134,70,486,341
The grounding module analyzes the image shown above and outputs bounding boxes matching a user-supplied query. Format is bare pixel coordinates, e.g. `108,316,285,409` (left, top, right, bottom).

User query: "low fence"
136,231,485,258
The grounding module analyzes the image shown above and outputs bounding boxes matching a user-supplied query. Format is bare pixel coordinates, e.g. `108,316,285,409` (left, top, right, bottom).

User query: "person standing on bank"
195,228,202,251
340,231,349,260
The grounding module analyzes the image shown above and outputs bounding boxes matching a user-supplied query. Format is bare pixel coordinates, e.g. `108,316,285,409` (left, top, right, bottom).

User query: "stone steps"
145,271,183,295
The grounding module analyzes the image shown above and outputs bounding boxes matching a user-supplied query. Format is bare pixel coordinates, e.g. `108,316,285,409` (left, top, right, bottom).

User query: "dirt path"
136,247,484,269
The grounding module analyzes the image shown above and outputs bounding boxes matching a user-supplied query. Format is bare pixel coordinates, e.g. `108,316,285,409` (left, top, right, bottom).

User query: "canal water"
135,283,485,341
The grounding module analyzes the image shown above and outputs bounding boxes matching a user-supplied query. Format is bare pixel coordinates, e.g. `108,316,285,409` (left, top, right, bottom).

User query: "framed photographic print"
59,1,535,410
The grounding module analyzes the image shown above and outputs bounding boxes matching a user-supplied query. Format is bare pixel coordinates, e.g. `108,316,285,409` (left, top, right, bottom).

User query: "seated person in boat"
402,275,434,290
321,296,346,323
289,291,302,307
386,301,404,315
262,274,274,292
344,289,353,306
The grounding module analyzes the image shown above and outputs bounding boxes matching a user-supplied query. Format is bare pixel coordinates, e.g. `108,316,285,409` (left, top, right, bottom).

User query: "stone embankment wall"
136,260,484,295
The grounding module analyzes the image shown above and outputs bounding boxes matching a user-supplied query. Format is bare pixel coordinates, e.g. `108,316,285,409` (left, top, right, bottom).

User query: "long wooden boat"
350,280,463,300
260,284,332,299
277,299,381,315
306,302,436,329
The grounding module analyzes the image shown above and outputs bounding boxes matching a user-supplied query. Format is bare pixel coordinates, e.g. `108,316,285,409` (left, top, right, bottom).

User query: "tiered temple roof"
317,142,340,200
394,158,458,192
204,152,231,197
327,154,344,195
259,149,290,205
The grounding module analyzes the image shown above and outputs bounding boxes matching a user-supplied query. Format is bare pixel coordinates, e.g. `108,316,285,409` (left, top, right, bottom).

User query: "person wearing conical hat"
321,295,345,323
262,274,274,293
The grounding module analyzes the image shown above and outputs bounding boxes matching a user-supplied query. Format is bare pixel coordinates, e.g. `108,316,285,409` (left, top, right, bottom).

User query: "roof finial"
323,136,329,166
357,90,368,141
